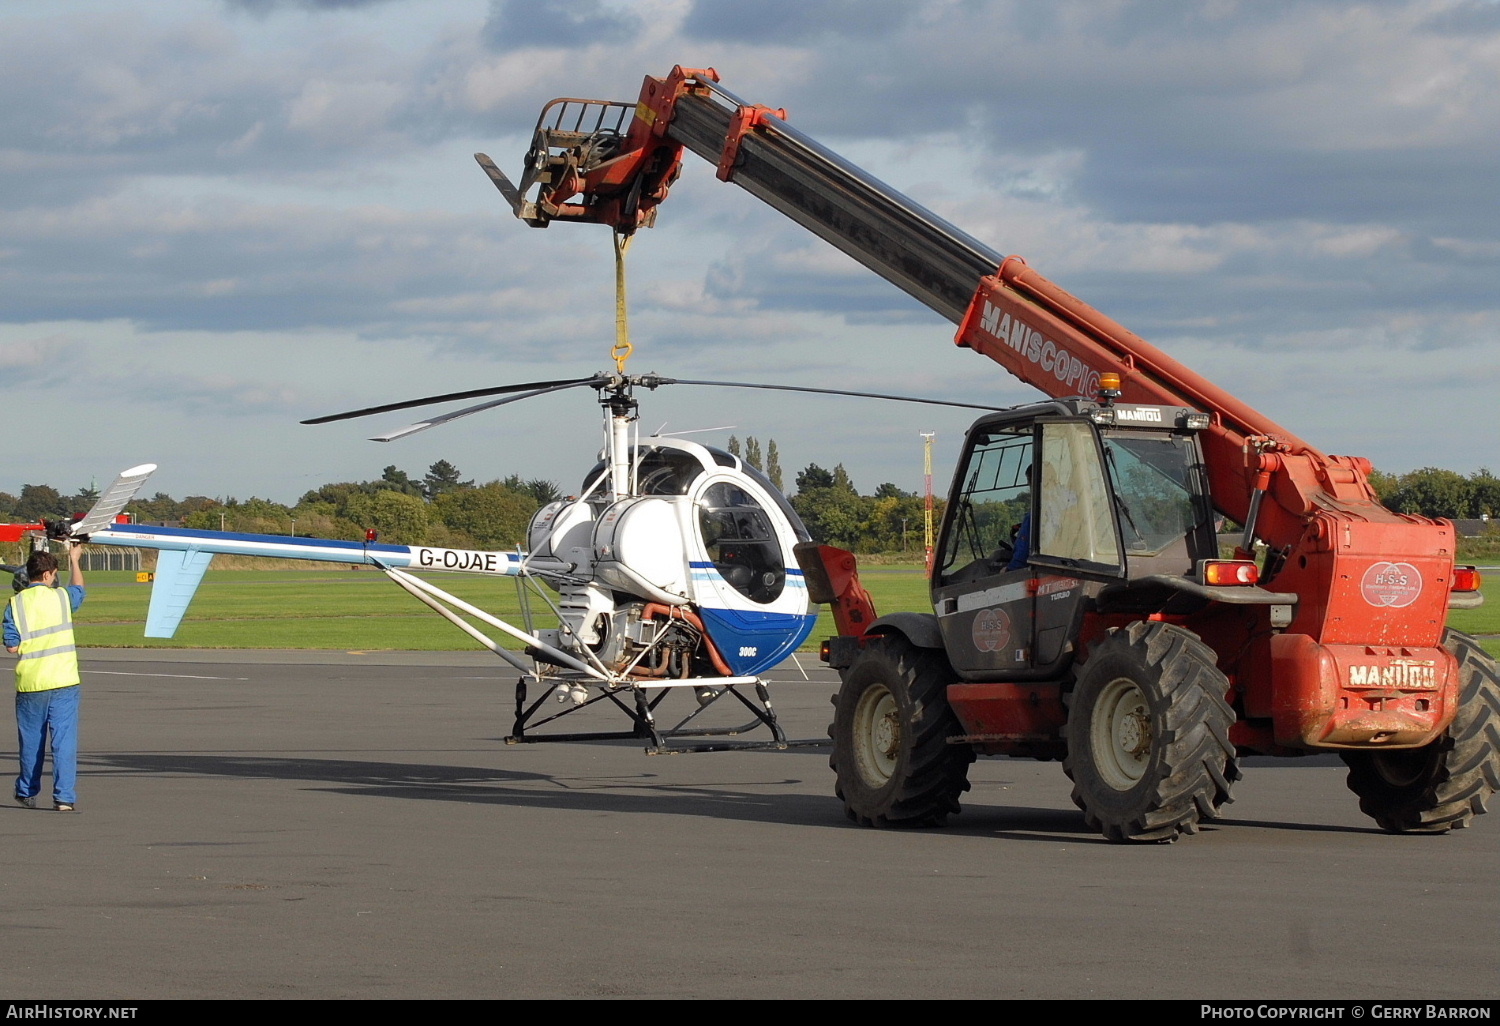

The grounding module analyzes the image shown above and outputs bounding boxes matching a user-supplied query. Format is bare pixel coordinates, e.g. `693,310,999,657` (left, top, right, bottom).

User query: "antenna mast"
920,431,935,576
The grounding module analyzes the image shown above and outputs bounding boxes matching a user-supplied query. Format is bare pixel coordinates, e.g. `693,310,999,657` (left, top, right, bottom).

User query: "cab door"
1030,420,1126,581
932,426,1037,679
933,418,1123,681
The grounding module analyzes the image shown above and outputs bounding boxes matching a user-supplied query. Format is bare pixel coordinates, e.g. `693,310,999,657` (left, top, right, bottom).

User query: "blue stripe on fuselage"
690,561,803,576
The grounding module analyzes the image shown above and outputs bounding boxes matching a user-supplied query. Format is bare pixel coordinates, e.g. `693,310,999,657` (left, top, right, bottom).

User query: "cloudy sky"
3,0,1498,504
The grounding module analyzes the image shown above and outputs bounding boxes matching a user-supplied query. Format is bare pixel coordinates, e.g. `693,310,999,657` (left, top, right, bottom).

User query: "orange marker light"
1452,566,1482,592
1099,372,1122,391
1203,560,1259,586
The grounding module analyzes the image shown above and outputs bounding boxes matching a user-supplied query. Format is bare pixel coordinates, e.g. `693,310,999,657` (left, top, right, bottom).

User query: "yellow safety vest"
10,585,79,693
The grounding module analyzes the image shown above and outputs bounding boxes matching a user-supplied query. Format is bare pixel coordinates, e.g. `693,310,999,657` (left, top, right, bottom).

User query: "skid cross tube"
504,672,830,754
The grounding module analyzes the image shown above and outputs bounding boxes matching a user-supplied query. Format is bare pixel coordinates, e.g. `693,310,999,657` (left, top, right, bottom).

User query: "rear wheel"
830,636,973,827
1063,621,1239,843
1341,629,1500,833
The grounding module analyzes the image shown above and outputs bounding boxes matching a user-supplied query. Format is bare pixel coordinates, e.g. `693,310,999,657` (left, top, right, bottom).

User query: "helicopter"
82,371,1003,754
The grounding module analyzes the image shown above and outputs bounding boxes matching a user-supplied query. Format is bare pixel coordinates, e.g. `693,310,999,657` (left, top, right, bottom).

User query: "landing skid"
504,674,830,755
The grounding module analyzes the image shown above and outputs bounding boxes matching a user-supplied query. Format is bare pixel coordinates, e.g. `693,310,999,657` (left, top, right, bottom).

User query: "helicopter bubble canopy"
529,436,815,677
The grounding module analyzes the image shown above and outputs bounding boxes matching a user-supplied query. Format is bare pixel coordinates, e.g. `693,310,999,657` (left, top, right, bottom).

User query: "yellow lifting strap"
612,229,634,374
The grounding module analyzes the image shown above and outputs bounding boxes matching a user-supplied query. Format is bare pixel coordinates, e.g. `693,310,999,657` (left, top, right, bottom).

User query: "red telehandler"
477,67,1499,841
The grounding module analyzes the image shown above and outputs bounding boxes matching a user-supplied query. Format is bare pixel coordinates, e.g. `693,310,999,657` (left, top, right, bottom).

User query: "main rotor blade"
371,379,604,443
645,377,1007,412
302,376,606,425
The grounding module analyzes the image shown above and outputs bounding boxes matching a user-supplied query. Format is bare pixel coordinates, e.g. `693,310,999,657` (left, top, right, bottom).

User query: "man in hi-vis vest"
5,544,85,812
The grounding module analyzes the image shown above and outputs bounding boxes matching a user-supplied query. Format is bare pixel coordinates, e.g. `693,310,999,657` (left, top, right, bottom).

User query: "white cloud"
0,334,70,374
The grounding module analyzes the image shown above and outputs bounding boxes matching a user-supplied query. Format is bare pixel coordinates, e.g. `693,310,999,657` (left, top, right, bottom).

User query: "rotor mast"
602,379,638,500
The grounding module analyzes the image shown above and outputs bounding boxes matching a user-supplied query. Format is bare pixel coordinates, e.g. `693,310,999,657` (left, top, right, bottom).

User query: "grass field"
68,563,1500,657
70,566,940,652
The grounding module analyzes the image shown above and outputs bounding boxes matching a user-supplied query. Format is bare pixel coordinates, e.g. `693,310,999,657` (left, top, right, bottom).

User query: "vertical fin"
144,548,213,638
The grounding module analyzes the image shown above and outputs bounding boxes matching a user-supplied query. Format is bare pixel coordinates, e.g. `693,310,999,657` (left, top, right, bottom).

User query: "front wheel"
1341,629,1500,833
1063,621,1239,843
830,636,973,827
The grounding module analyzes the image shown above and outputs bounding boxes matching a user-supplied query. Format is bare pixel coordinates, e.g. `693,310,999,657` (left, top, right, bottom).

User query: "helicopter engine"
593,601,706,677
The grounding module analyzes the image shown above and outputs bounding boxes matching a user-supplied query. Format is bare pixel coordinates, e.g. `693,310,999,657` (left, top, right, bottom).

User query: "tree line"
0,458,1493,557
718,436,937,554
1368,467,1500,521
0,461,559,551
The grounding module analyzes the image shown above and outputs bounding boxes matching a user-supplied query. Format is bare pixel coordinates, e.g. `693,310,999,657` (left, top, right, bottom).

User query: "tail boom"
89,523,566,639
92,523,553,577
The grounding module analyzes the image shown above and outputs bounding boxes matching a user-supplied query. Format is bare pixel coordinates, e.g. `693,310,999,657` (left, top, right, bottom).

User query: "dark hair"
25,552,58,581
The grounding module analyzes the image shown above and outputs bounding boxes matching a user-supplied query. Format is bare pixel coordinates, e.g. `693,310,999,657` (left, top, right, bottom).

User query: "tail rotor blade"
71,463,157,537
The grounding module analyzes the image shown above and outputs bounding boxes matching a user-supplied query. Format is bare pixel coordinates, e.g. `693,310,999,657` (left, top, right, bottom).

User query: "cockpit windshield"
581,444,708,499
636,446,706,495
698,481,788,604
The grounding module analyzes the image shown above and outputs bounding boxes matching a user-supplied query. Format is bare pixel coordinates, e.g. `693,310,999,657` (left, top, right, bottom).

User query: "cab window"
939,429,1034,583
636,446,705,496
1102,433,1207,556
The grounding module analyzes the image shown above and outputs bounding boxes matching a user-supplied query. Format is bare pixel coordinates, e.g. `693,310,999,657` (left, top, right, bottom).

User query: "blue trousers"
15,684,79,805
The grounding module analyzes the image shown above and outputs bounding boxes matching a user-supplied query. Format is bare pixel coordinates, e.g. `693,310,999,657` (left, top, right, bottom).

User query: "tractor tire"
829,635,974,827
1341,629,1500,834
1062,621,1239,843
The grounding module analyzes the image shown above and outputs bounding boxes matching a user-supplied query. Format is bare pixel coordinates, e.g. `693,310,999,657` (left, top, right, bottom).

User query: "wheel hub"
1092,677,1152,790
873,709,898,759
852,684,901,787
1370,748,1432,789
1115,709,1149,757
